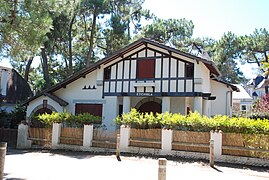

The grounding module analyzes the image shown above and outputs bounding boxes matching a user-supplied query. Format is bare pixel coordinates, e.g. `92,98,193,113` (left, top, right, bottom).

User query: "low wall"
16,124,269,167
222,133,269,159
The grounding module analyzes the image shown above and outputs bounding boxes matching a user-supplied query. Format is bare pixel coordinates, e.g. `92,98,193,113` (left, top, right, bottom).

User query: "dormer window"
137,59,155,79
185,62,194,78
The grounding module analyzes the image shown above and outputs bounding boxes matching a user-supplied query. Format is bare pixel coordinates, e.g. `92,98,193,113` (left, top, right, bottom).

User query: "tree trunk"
24,56,33,82
41,47,51,88
86,7,97,67
68,14,76,75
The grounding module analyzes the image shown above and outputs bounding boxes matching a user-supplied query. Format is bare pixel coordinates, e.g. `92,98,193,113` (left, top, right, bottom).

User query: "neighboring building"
232,84,253,116
24,38,237,131
0,66,33,112
245,75,269,100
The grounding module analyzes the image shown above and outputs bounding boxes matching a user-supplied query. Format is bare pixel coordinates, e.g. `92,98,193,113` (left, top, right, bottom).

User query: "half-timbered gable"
24,38,237,131
102,45,197,97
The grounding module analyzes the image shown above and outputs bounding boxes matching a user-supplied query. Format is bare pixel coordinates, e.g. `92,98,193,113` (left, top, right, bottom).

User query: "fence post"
116,134,120,159
120,125,130,152
83,124,93,147
210,130,222,159
209,138,214,167
52,123,61,148
0,142,7,180
16,124,32,149
158,158,167,180
161,129,173,154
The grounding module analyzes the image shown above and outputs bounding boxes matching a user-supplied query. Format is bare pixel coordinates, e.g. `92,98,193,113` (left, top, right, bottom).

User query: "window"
104,67,111,80
137,59,155,79
185,63,194,78
75,103,103,117
241,105,247,111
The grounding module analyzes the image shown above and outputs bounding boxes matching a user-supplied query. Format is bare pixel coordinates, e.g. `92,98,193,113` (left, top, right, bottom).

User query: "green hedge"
32,112,101,127
115,109,269,134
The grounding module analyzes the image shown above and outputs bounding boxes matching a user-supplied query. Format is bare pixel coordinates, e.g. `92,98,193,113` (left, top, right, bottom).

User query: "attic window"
137,59,155,79
185,62,194,78
104,67,111,80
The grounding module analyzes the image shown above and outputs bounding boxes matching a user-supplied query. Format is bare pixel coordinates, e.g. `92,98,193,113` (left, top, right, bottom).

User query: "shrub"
76,113,101,125
115,108,269,134
33,112,101,127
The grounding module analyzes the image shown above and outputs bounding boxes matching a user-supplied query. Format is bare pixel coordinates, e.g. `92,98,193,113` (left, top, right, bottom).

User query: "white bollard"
158,158,167,180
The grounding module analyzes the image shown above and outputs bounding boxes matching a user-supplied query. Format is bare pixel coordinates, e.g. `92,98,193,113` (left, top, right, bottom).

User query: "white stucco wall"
194,63,211,93
53,70,103,114
211,80,232,116
103,96,118,131
170,97,185,114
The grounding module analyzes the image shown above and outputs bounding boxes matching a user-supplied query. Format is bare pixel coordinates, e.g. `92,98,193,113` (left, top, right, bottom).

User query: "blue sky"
143,0,269,79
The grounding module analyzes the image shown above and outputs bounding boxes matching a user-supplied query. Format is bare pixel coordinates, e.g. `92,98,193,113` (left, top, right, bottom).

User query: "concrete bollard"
209,139,214,167
0,142,7,180
158,158,167,180
116,134,120,160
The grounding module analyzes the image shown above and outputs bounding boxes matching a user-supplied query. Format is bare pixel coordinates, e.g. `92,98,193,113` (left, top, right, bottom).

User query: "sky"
142,0,269,78
1,0,268,78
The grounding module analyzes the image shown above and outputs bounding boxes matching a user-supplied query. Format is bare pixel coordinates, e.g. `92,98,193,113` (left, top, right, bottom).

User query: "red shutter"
137,59,155,79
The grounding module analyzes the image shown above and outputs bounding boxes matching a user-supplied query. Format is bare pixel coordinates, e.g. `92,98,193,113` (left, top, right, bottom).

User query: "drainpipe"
226,90,233,116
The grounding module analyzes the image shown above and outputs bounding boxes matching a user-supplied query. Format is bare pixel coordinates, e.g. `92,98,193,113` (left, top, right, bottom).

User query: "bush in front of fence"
33,112,101,127
115,108,269,134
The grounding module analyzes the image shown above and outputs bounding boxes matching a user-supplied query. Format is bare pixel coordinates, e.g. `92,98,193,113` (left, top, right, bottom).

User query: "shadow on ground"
6,148,269,174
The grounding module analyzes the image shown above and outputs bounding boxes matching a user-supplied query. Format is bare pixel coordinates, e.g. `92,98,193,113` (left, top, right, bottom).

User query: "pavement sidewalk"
3,149,269,180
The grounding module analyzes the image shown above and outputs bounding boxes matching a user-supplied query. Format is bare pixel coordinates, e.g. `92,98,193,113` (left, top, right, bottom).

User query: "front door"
138,101,162,114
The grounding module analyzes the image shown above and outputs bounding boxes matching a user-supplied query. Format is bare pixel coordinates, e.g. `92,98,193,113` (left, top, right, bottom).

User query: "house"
245,75,269,99
232,84,253,116
24,38,237,131
0,66,32,112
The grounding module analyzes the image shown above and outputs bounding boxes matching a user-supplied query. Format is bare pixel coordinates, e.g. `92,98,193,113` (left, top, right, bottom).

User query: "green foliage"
9,103,26,128
76,113,102,125
0,109,9,128
115,108,269,134
34,111,101,127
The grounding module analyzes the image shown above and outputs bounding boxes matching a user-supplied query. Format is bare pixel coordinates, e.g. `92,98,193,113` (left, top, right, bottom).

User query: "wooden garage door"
75,104,103,117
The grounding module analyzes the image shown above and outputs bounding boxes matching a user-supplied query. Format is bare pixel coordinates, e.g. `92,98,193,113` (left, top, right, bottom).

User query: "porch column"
162,97,170,113
123,96,131,113
194,97,203,115
203,100,211,117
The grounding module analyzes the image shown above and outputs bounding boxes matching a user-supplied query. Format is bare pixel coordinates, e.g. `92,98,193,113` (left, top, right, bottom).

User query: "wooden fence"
0,128,17,148
172,131,210,153
60,127,83,146
129,129,161,149
28,128,52,147
92,129,118,149
222,133,269,159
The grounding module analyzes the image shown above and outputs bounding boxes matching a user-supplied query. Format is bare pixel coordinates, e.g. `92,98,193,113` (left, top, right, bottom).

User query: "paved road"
3,149,269,180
